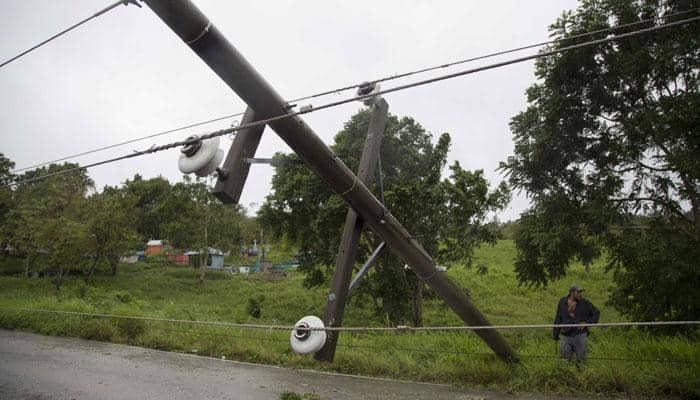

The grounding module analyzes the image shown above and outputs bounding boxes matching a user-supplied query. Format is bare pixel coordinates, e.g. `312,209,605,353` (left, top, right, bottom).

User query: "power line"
364,7,700,88
18,310,699,365
2,306,698,332
4,15,700,189
10,7,699,174
0,0,139,69
10,111,245,174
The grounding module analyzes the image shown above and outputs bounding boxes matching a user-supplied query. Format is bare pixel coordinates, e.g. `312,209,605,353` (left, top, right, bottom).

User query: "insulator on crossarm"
178,135,224,177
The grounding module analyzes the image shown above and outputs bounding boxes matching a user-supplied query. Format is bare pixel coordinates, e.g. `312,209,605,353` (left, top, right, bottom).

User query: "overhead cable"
1,307,698,332
10,7,699,173
4,15,700,189
10,111,245,174
0,0,140,69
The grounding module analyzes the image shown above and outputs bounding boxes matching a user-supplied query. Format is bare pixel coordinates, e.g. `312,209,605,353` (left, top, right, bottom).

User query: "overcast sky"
0,0,580,220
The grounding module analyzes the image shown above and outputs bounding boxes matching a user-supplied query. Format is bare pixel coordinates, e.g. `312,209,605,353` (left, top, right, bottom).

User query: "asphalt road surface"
0,329,518,400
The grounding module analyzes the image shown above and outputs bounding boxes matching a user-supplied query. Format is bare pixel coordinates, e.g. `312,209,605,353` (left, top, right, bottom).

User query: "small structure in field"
209,248,225,269
120,253,139,264
188,248,225,269
166,253,189,265
145,240,167,256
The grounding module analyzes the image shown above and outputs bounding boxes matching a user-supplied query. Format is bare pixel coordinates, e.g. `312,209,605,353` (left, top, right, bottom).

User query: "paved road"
0,329,517,400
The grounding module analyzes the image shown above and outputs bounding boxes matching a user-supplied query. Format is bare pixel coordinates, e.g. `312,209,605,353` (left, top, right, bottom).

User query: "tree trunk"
110,256,118,276
412,280,424,327
198,251,207,284
23,256,30,278
199,210,209,285
681,177,700,229
54,266,64,290
85,256,99,282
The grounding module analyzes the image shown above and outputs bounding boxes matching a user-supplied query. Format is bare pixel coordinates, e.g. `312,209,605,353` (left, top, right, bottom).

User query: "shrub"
113,290,133,303
145,255,167,264
80,319,116,342
116,318,146,343
278,392,321,400
279,391,302,400
246,297,261,319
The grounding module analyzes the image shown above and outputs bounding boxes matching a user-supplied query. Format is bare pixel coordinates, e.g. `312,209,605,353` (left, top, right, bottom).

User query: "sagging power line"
9,6,699,174
4,14,700,190
0,0,140,69
2,306,698,332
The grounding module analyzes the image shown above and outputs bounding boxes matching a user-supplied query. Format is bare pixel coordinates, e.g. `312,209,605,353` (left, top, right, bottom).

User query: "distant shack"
145,240,169,256
188,248,225,269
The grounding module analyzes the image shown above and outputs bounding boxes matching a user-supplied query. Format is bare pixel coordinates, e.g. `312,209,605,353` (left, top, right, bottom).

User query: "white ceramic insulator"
360,83,381,106
178,137,224,177
290,315,327,354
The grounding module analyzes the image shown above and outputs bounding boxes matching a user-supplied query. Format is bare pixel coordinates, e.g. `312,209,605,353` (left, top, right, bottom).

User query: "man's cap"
569,284,584,292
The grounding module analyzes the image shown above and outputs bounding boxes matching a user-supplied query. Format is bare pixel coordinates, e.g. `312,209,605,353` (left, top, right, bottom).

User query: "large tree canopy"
500,0,699,322
259,109,509,325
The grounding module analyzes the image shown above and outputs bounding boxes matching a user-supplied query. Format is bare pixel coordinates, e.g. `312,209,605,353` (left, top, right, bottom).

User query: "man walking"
553,284,600,362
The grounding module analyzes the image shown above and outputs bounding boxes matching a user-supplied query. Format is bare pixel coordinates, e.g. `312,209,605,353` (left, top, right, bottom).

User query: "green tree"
259,109,509,325
0,154,16,251
162,176,243,283
7,163,93,285
122,175,173,240
500,0,700,323
83,188,140,278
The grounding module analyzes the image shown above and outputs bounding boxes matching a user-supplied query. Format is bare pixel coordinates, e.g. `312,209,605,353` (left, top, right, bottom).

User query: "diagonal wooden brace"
212,107,265,204
348,241,386,296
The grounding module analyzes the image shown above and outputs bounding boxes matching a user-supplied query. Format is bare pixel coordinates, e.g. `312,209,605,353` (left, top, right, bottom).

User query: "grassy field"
0,240,697,398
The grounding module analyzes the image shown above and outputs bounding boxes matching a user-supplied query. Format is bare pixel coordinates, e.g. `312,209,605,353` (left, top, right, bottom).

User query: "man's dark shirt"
552,296,600,339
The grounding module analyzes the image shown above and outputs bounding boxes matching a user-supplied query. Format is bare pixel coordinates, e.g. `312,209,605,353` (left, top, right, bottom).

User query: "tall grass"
0,241,697,398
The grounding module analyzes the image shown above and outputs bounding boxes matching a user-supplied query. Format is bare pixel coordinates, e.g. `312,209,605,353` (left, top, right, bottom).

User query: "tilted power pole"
143,0,517,362
212,107,265,204
315,98,388,362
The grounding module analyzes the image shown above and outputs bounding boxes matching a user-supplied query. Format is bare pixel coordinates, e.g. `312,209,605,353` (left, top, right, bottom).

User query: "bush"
246,297,261,319
0,255,26,276
116,318,146,343
113,290,133,303
145,254,167,264
80,319,116,342
279,392,302,400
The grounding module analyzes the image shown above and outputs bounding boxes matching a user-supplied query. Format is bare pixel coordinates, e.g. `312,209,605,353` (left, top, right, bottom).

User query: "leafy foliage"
0,154,16,250
83,189,141,277
500,0,700,322
5,162,94,285
259,108,509,325
0,155,252,284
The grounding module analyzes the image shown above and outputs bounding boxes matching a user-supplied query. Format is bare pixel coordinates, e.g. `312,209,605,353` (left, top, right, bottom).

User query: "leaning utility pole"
143,0,517,362
315,97,388,362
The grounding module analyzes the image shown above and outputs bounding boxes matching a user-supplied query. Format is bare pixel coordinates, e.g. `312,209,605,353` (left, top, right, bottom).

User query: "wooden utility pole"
143,0,518,362
315,98,388,362
212,107,265,204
